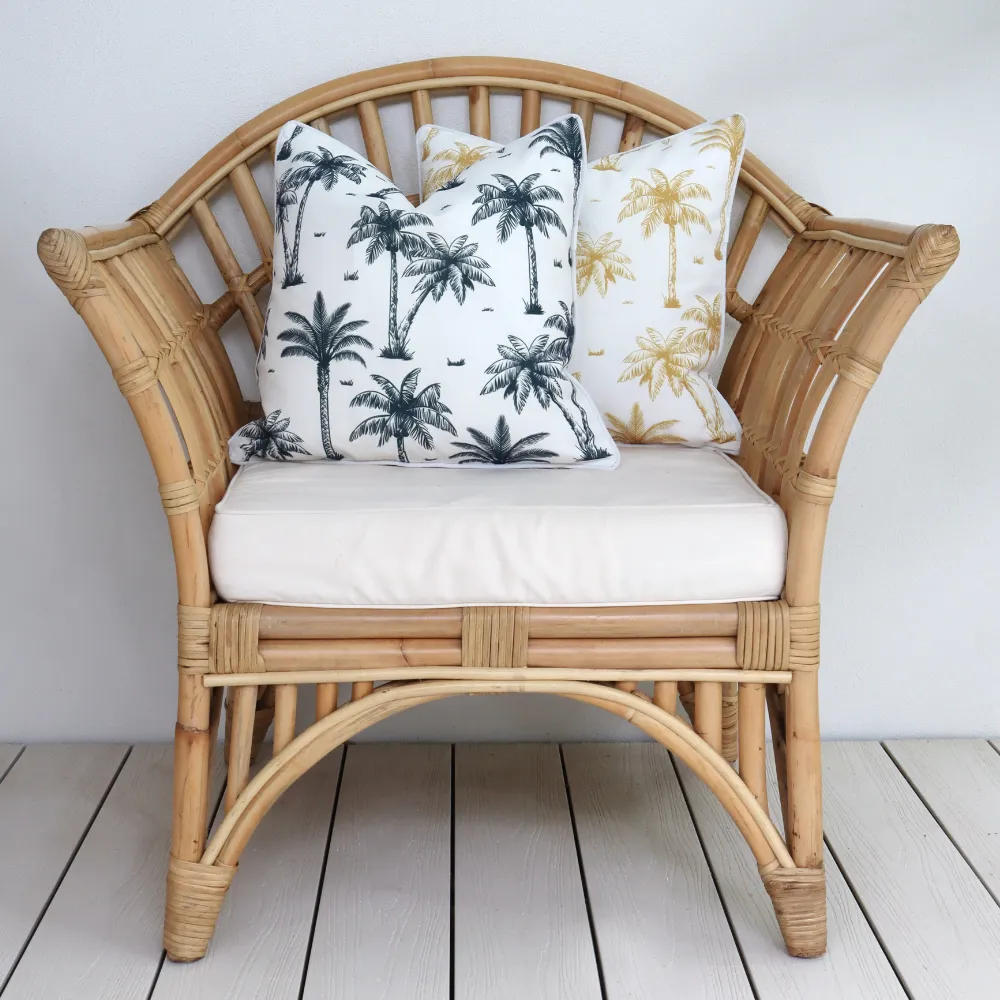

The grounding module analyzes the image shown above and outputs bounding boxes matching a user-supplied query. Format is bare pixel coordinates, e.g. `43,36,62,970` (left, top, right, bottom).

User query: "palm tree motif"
346,201,432,360
617,168,711,308
682,294,723,356
592,153,623,172
619,326,733,443
619,326,701,401
274,175,298,276
423,141,493,199
420,127,440,162
275,124,303,162
349,368,456,463
605,403,685,445
472,173,566,314
450,415,557,464
277,293,373,460
543,300,575,362
692,115,746,260
576,232,636,297
238,409,309,460
281,148,367,286
529,117,585,219
397,233,494,344
481,334,609,461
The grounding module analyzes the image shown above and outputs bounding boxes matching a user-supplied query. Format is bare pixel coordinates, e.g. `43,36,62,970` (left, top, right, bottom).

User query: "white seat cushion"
209,447,786,608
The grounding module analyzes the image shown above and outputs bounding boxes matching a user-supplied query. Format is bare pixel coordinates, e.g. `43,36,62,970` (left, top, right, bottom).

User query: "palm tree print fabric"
229,117,618,468
417,117,746,452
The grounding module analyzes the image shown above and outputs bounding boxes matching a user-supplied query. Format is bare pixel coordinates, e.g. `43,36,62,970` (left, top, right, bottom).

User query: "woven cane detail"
209,602,264,674
177,604,211,672
163,856,237,961
791,470,837,505
788,604,821,671
159,479,201,516
736,601,790,670
462,606,529,668
760,865,827,958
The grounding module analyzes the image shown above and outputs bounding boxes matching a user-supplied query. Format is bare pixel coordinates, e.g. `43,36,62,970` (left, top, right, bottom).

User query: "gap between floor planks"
0,740,998,1000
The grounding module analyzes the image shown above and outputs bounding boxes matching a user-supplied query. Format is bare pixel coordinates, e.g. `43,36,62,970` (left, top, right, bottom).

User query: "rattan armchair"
37,57,958,963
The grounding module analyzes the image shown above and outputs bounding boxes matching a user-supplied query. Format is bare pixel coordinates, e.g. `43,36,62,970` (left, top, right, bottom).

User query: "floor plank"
3,744,224,1000
886,740,1000,904
824,741,1000,999
564,742,753,1000
676,748,905,999
0,745,22,783
0,743,127,989
303,744,450,1000
154,747,342,1000
454,744,601,1000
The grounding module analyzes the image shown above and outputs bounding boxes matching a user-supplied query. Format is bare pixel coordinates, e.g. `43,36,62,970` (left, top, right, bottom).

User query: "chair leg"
164,856,237,962
250,685,275,762
760,864,827,958
721,681,739,764
768,669,826,957
224,685,275,765
786,670,823,869
766,684,790,843
166,673,230,961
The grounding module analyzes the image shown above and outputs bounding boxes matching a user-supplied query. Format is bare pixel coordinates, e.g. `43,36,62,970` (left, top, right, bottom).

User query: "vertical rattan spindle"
653,681,678,714
694,681,723,753
738,683,768,815
225,685,257,811
272,684,297,755
316,682,338,720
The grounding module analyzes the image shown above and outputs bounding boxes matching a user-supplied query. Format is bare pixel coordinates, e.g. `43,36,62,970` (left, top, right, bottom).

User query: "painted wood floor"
1,740,999,999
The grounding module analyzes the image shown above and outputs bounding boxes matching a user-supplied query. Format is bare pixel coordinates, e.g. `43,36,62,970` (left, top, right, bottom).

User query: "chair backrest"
37,56,958,609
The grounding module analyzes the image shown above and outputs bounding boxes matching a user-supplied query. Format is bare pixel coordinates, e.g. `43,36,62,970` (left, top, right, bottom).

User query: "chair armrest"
721,213,958,602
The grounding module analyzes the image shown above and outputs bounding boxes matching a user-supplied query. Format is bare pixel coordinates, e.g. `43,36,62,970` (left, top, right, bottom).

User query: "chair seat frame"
36,57,958,962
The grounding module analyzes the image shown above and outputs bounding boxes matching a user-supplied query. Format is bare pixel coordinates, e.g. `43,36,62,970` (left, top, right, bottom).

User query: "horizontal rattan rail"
37,55,958,967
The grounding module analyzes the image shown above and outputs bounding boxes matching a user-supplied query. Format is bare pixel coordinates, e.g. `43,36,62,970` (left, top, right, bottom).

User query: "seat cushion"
208,446,786,608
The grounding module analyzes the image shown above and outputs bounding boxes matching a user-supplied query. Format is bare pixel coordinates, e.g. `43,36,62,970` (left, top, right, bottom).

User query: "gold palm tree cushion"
417,117,746,452
209,445,785,607
229,117,618,468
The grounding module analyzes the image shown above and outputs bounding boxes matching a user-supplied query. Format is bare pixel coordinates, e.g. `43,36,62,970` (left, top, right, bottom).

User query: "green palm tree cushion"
229,116,618,468
417,116,746,452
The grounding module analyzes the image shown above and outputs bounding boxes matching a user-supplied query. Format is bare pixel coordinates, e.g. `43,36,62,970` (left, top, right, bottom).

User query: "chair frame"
36,57,958,962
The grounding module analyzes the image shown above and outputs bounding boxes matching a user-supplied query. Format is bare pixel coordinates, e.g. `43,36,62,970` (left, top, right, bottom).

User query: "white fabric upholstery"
209,446,786,608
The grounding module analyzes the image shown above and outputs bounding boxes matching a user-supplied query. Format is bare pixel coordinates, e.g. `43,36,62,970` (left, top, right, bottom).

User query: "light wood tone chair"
37,57,958,962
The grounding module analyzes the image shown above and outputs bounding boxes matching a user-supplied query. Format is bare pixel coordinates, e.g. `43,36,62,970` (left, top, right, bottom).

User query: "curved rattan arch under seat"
36,56,958,963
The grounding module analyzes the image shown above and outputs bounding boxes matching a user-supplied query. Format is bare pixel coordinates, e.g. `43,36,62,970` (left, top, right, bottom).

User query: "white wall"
1,0,998,742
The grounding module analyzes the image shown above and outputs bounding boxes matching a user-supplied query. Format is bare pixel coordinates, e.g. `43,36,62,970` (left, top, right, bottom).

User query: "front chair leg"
766,669,826,958
165,674,234,961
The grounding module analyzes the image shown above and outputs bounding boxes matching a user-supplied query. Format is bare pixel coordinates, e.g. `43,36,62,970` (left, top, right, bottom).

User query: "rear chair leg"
721,681,739,763
251,686,275,762
224,685,274,765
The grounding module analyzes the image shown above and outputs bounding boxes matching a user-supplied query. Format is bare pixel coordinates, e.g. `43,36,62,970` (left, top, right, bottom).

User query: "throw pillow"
229,117,618,469
417,116,746,452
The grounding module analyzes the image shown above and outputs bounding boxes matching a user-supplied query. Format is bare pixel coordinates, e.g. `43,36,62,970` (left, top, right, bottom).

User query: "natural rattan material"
177,605,211,672
210,603,264,673
163,856,237,961
36,56,959,964
760,864,827,958
736,600,790,670
788,605,821,672
462,607,530,668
